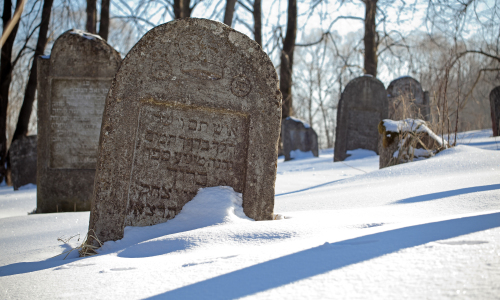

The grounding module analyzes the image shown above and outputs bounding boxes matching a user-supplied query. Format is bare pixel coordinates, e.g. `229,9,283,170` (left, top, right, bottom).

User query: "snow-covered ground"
0,129,499,299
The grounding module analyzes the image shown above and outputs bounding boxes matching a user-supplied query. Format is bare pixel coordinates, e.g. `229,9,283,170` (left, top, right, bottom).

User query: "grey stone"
334,75,388,162
9,136,37,190
490,86,500,137
282,117,318,161
37,30,121,213
88,19,282,245
387,76,427,120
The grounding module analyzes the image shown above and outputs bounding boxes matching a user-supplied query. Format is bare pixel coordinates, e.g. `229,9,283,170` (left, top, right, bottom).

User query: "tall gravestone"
9,136,37,190
490,86,500,137
387,76,426,120
88,19,282,245
334,75,388,162
37,30,121,213
282,117,318,161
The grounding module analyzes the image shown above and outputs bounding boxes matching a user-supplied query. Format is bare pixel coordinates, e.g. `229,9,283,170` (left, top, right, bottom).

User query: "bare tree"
280,0,297,119
99,0,110,40
224,0,237,26
1,0,23,182
86,0,97,33
12,0,54,142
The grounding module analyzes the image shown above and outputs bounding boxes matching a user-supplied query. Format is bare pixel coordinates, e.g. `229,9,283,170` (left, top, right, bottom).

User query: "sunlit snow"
0,128,499,299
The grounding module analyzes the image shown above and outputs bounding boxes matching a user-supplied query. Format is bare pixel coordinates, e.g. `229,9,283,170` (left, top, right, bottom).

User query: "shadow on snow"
146,212,500,299
392,184,500,204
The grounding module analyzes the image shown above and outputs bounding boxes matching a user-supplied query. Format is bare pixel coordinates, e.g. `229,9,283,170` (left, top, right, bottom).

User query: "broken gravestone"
9,136,37,190
378,119,446,169
87,19,282,245
387,76,427,120
37,30,121,213
490,86,500,137
334,75,388,162
282,117,318,161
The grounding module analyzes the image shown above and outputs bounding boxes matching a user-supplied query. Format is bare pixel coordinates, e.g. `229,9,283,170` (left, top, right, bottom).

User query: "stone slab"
334,75,388,161
37,30,121,213
387,76,426,120
490,86,500,137
9,136,37,190
88,19,282,245
282,117,318,161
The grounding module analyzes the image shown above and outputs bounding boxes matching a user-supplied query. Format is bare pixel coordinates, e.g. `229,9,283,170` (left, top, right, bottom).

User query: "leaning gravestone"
9,136,37,190
490,86,500,137
88,19,282,245
334,75,388,162
387,76,425,120
37,30,121,212
282,117,319,161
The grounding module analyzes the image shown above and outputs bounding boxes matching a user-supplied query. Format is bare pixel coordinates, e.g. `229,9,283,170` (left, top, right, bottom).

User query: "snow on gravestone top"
334,75,388,162
88,19,282,245
386,76,425,120
490,86,500,137
37,30,121,213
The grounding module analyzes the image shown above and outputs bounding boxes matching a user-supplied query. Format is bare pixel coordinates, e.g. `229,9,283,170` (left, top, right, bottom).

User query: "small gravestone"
387,76,425,120
378,119,446,169
490,86,500,137
88,19,282,245
334,75,388,162
37,30,121,213
282,117,318,161
9,136,37,190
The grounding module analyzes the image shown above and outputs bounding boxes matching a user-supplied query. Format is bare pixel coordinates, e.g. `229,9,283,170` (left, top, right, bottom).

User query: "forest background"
1,0,499,182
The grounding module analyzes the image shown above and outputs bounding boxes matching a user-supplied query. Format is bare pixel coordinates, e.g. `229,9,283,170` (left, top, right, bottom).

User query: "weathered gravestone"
9,136,37,190
282,117,318,161
37,30,121,213
334,75,388,162
87,19,282,245
490,86,500,137
387,76,427,120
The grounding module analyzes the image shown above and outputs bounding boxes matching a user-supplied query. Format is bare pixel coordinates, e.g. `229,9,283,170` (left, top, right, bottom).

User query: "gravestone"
334,75,388,162
37,30,121,213
282,117,318,161
387,76,425,120
490,86,500,137
9,136,37,190
88,18,282,245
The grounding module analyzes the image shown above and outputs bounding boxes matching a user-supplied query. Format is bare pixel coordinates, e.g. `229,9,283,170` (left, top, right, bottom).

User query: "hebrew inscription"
49,79,109,169
125,101,249,226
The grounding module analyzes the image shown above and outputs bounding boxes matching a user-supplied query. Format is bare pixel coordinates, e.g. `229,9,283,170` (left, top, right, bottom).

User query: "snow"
1,129,499,299
382,118,446,146
285,116,311,128
69,29,103,41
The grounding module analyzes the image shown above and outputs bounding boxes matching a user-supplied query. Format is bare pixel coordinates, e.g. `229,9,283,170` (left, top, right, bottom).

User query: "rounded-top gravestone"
334,75,388,162
490,86,500,137
88,19,282,245
282,117,318,161
37,30,121,213
387,76,425,120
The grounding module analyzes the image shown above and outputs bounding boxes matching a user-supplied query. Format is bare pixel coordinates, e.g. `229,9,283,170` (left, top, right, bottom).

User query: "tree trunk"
12,0,54,142
280,0,297,119
223,0,237,26
253,0,262,46
86,0,97,33
364,0,378,77
0,0,22,183
174,0,191,19
99,0,110,40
